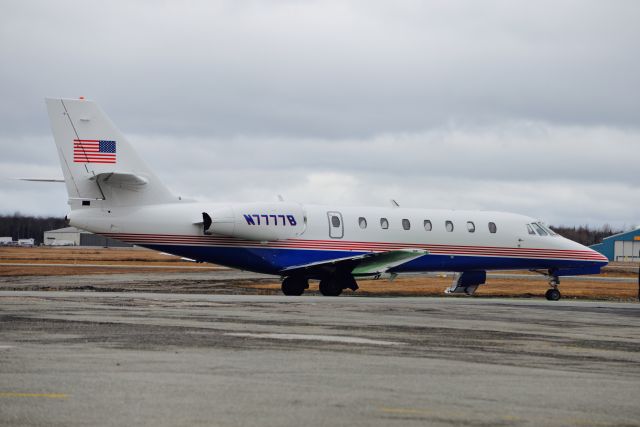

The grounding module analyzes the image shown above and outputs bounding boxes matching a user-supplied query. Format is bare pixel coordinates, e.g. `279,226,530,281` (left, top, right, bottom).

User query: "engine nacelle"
204,202,306,241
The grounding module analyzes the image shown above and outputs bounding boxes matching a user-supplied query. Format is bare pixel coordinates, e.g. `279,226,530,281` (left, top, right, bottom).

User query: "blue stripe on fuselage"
141,244,606,277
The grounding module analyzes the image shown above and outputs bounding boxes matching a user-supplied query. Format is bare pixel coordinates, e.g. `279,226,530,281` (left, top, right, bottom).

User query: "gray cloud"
0,0,638,227
126,123,638,227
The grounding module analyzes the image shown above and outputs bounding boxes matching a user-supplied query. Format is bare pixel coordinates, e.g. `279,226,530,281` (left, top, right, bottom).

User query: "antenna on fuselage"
390,199,400,208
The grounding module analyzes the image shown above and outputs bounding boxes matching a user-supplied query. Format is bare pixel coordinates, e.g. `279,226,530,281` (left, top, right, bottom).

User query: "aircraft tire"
281,277,307,296
545,288,561,301
319,278,342,297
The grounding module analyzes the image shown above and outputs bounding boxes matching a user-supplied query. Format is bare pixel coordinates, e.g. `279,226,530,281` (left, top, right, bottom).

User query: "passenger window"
358,217,367,229
380,218,389,229
402,219,410,230
331,215,341,228
445,221,454,232
527,224,535,235
467,221,475,233
488,222,497,233
532,223,548,236
424,220,432,231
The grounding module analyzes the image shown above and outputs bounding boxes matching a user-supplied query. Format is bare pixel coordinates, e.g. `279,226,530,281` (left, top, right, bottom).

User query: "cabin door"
327,211,344,239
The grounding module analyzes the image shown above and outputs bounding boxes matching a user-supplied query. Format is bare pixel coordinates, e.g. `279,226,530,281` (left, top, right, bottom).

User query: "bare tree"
550,224,621,246
0,213,67,245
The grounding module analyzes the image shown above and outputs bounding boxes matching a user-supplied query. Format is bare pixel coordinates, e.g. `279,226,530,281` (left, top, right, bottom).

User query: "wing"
280,248,428,278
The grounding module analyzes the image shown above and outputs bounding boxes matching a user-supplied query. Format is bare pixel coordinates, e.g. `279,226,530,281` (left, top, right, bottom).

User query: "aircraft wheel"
545,288,561,301
343,275,359,291
281,277,308,296
319,278,342,296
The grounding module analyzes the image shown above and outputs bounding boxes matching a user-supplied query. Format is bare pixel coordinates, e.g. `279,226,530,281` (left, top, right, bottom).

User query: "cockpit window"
531,223,548,236
540,223,557,236
527,224,535,235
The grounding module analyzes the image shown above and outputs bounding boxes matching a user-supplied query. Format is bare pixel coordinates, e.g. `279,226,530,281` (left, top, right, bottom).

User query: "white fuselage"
68,201,607,277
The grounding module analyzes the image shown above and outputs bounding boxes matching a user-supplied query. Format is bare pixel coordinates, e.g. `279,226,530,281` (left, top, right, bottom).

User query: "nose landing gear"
545,277,561,301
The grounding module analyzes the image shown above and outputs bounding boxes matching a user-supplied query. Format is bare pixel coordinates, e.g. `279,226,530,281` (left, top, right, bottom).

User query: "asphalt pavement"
1,292,639,427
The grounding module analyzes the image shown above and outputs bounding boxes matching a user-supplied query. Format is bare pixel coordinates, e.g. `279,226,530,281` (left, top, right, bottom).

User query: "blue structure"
591,228,640,262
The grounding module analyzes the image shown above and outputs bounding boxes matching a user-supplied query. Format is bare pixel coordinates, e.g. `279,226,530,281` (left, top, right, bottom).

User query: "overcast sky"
1,0,638,227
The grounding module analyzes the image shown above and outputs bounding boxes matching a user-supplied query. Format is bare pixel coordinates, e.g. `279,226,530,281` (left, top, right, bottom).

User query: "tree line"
549,225,621,246
0,214,68,245
0,214,623,247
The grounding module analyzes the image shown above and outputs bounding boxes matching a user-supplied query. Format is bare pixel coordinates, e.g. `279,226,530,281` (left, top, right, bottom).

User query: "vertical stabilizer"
45,98,177,209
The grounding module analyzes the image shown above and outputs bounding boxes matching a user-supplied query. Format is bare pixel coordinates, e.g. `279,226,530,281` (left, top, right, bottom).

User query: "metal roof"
44,226,90,234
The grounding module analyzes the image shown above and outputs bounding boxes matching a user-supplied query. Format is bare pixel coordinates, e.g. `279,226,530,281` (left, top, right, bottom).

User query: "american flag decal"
73,139,117,164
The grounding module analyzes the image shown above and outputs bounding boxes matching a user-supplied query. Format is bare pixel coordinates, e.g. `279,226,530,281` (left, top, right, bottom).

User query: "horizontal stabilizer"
16,178,65,182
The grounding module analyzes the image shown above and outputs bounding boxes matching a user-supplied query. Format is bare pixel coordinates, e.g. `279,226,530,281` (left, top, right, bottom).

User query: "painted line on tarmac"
226,332,404,346
0,392,69,399
379,407,523,423
0,262,221,270
379,407,436,415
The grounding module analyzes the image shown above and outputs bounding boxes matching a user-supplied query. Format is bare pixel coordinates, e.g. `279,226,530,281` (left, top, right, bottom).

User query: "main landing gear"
545,277,561,301
280,275,358,296
281,277,308,296
318,275,358,297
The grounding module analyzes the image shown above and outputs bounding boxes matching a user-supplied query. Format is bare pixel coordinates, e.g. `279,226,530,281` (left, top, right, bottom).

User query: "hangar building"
590,228,640,262
44,227,132,247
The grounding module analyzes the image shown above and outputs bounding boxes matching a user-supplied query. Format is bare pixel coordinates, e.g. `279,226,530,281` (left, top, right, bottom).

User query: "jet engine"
202,202,306,241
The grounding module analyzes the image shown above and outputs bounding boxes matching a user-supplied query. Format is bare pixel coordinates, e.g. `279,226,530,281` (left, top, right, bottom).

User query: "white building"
0,237,14,245
17,238,35,247
43,227,132,247
44,227,82,246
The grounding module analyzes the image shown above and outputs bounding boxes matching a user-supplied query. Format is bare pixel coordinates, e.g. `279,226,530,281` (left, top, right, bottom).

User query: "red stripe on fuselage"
101,232,606,261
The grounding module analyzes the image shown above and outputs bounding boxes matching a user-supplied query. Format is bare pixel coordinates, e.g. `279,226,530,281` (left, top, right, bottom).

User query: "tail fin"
45,98,177,209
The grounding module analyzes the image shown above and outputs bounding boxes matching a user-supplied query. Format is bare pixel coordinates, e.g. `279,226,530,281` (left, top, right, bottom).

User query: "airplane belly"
135,242,605,277
137,244,366,275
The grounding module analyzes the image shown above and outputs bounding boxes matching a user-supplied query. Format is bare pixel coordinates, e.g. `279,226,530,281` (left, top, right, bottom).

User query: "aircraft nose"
577,241,609,265
589,247,609,264
562,237,609,265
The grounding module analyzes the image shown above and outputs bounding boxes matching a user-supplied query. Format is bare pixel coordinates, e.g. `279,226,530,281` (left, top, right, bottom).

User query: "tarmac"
1,269,635,294
1,291,639,427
